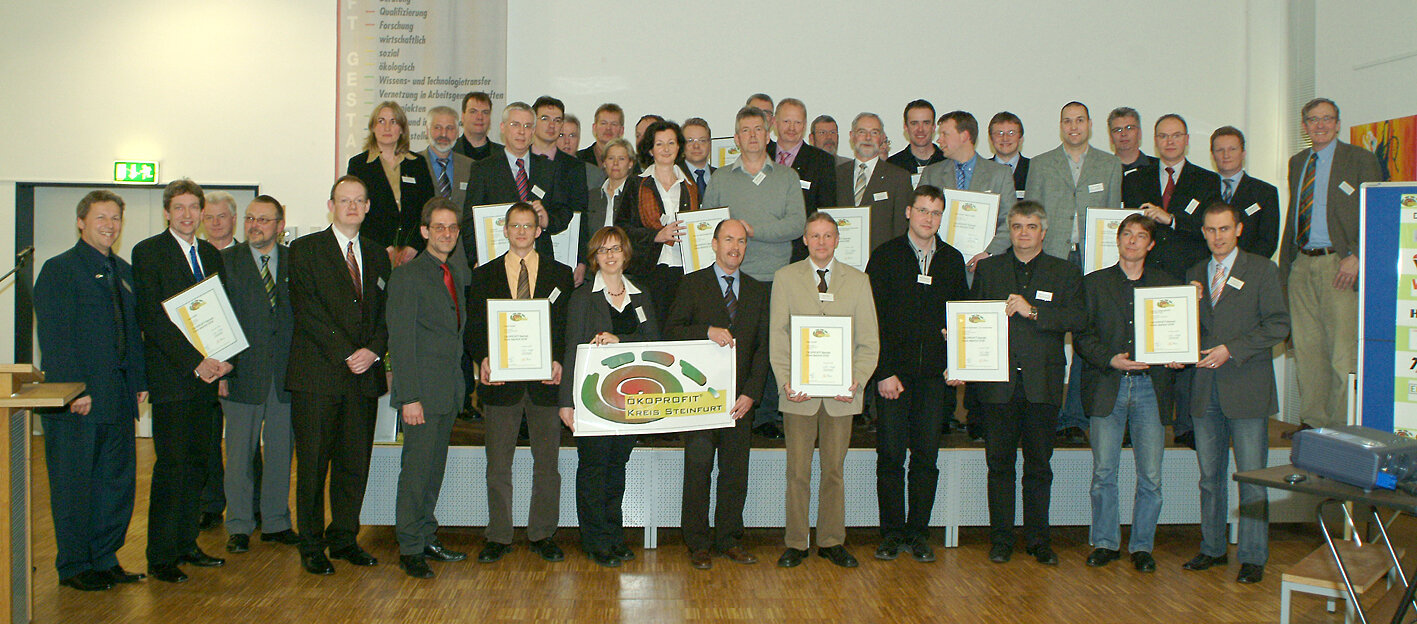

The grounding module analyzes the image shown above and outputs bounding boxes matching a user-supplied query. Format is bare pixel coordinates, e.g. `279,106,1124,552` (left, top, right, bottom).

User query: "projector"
1290,425,1417,490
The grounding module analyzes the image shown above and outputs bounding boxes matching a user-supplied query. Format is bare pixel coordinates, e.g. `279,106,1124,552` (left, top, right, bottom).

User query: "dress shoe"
817,545,859,568
1085,547,1120,567
148,564,189,584
330,546,378,567
399,554,434,579
988,544,1012,564
197,511,222,531
754,422,785,440
260,529,301,545
587,550,621,568
301,552,334,576
226,533,250,554
1131,551,1157,573
777,548,809,568
423,542,467,562
1236,563,1264,583
1173,430,1196,449
609,544,635,561
529,539,565,562
1057,426,1087,445
1281,423,1314,441
105,565,145,583
478,541,513,563
716,546,758,564
908,537,936,563
1026,544,1058,566
875,536,905,560
178,548,225,567
59,570,114,591
1182,552,1227,571
689,549,713,570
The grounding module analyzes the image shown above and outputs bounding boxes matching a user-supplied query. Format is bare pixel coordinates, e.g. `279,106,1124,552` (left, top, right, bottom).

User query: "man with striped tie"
424,106,473,212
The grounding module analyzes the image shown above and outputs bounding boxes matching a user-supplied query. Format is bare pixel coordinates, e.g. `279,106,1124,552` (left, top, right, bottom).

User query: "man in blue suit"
34,190,148,591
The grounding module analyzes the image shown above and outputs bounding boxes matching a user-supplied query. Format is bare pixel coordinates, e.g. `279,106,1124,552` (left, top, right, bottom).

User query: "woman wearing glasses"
618,120,698,324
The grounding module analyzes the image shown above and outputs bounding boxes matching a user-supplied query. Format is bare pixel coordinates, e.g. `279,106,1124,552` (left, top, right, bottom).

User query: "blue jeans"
1193,383,1270,566
1057,248,1087,431
1089,375,1164,552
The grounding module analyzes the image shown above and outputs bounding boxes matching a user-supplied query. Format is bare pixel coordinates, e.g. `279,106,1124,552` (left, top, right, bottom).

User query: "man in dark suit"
467,203,575,565
988,112,1030,195
34,190,147,591
530,96,591,207
1074,214,1181,573
834,112,914,254
286,175,391,575
559,115,607,191
887,99,947,176
453,91,502,161
461,101,577,264
577,103,625,166
865,186,969,563
218,196,299,554
1108,107,1157,174
1183,202,1289,584
766,98,838,262
920,110,1019,266
810,115,849,165
683,118,716,198
969,201,1086,566
665,218,770,570
1210,126,1279,258
132,179,230,583
388,198,470,579
1122,114,1222,282
1279,98,1383,433
425,106,474,210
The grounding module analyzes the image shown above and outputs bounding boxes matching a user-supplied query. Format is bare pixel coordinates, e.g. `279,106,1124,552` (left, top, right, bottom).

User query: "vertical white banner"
336,0,508,171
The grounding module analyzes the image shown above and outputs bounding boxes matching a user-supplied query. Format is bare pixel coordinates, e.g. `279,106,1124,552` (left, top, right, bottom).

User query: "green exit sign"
113,160,159,184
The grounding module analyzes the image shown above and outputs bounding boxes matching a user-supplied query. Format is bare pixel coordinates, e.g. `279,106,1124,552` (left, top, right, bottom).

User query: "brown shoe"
717,545,759,565
690,549,712,570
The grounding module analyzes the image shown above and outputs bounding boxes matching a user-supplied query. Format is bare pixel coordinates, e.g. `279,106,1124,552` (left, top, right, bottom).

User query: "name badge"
917,274,933,285
459,182,468,190
401,176,415,184
800,180,812,190
95,273,105,279
818,292,834,302
1036,290,1053,301
1087,182,1105,193
1245,203,1261,216
548,287,561,304
376,277,386,290
531,184,546,198
752,171,767,186
635,306,647,323
873,191,889,201
1184,199,1199,214
1226,276,1245,290
1339,181,1355,195
1015,190,1026,199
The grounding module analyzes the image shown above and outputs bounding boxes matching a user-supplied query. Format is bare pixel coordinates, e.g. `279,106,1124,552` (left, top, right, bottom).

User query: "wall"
1314,0,1417,130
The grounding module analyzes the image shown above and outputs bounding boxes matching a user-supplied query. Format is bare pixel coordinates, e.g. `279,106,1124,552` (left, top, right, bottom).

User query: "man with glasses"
810,115,847,165
835,112,914,254
683,118,716,197
988,112,1030,194
1108,107,1156,175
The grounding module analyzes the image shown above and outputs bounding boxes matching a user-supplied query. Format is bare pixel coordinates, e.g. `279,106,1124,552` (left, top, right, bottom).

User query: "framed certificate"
1083,208,1144,274
940,189,1000,260
679,207,730,274
161,274,249,362
817,206,870,271
550,211,581,269
790,315,854,397
711,137,741,168
470,202,516,266
486,298,554,382
1133,285,1200,364
945,301,1009,382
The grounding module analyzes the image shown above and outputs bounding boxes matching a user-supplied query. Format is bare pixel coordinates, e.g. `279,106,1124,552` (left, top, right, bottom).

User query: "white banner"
572,340,736,436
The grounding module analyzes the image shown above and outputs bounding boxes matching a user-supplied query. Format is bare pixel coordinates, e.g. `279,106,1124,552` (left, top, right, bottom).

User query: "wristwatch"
1028,306,1039,320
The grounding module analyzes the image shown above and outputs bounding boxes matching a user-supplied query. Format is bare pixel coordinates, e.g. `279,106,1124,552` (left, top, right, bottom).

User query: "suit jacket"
1122,160,1222,280
1279,141,1383,286
220,243,293,404
34,241,146,422
346,150,436,250
468,251,575,407
919,153,1019,255
453,136,503,161
1228,173,1281,259
576,145,599,166
583,159,607,192
865,235,969,380
769,259,880,416
1024,145,1123,260
1188,251,1290,419
557,278,661,408
1074,264,1179,420
664,266,771,403
970,250,1087,405
285,227,391,398
461,147,576,262
834,158,914,254
768,141,839,213
424,148,474,212
387,249,467,415
132,232,224,404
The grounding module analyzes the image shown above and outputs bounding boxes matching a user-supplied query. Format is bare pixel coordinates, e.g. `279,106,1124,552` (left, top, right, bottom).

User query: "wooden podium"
0,364,83,624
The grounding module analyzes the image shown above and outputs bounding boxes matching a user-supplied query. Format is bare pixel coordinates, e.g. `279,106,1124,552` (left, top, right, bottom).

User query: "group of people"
33,89,1380,591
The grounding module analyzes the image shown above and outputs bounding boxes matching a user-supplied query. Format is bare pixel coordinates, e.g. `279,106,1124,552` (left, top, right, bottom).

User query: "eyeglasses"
334,197,367,207
596,245,623,255
428,223,459,233
990,129,1019,138
913,209,944,218
1156,132,1187,142
1304,115,1337,125
1110,124,1138,134
244,216,280,225
506,121,533,130
685,138,710,144
506,223,536,231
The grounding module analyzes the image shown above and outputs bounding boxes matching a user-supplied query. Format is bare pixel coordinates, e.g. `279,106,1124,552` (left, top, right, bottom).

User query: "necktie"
436,157,451,198
441,263,459,321
107,256,126,359
346,240,362,299
188,245,204,281
1162,166,1176,211
816,269,829,293
517,258,531,299
854,163,868,206
515,157,531,201
1297,152,1318,247
694,168,707,197
1210,262,1225,305
777,150,790,165
1222,178,1235,204
260,254,275,309
723,275,737,321
955,162,967,189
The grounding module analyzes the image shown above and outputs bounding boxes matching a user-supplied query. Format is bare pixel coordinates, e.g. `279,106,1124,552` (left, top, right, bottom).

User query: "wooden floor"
27,438,1410,624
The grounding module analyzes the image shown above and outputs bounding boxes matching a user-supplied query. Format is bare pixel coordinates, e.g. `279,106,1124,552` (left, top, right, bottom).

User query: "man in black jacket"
865,186,969,563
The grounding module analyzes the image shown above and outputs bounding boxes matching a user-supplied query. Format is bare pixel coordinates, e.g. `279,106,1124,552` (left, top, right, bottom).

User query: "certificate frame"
789,315,854,397
711,137,741,168
470,202,516,266
1132,285,1200,365
678,207,730,274
1083,208,1144,274
486,298,554,382
945,300,1010,382
940,189,1001,260
161,274,249,362
816,206,870,271
549,211,581,269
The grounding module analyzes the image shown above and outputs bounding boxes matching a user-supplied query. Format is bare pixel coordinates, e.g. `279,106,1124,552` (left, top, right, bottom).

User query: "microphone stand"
0,247,35,284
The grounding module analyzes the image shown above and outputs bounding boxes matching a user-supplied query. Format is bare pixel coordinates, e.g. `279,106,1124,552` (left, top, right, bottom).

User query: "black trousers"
875,374,946,540
680,413,754,552
291,391,377,555
199,405,226,514
43,415,135,579
575,434,636,553
982,385,1058,548
146,398,221,566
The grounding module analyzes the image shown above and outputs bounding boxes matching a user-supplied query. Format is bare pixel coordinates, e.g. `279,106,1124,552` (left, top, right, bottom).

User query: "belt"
1121,370,1148,377
1299,247,1336,257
